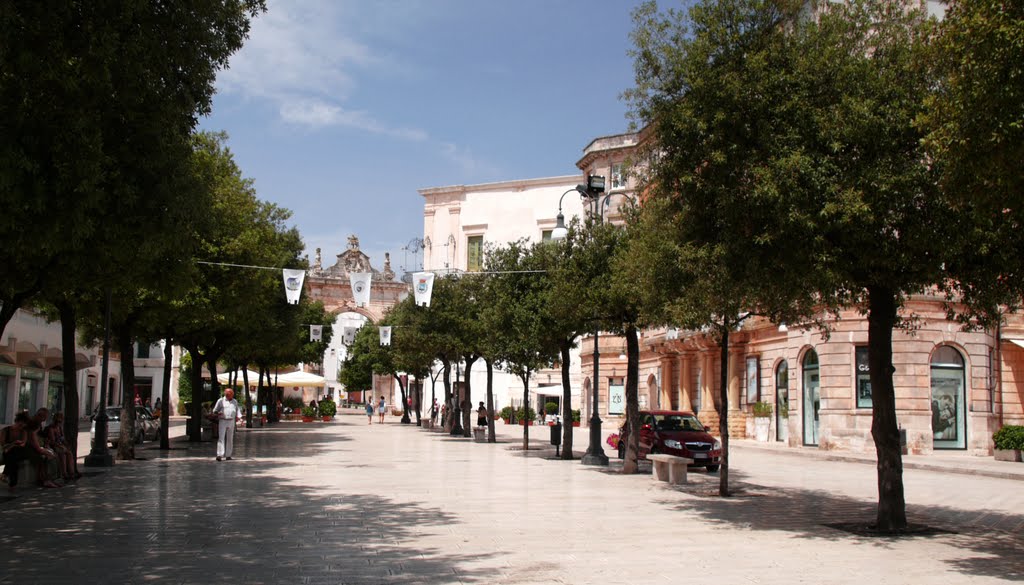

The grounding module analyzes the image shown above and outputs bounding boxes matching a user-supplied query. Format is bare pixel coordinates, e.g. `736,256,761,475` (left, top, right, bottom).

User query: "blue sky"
201,0,650,275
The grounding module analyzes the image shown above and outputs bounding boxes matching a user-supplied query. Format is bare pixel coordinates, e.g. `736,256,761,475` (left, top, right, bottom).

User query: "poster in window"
855,347,872,408
608,380,625,415
931,377,960,441
745,357,759,404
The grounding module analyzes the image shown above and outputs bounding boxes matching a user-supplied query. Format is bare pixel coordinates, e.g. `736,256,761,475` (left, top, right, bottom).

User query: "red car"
616,410,722,472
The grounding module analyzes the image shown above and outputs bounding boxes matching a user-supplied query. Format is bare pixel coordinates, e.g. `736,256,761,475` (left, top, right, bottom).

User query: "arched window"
775,361,789,443
931,345,966,450
802,350,820,446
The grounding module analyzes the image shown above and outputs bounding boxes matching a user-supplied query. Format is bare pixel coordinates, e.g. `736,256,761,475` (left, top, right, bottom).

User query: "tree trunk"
622,325,642,474
414,375,422,426
57,300,80,474
719,323,731,497
441,358,452,432
116,322,136,460
185,346,205,442
485,358,496,443
521,369,531,452
242,364,252,428
868,286,907,531
160,340,172,449
462,355,477,437
560,339,574,459
395,374,408,424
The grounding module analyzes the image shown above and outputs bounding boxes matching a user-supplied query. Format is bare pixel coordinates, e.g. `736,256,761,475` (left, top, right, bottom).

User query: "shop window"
136,343,151,359
855,346,872,408
931,345,966,450
745,356,760,405
775,361,789,443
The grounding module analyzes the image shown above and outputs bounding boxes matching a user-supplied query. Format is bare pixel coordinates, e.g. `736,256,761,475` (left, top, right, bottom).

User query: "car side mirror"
641,424,652,431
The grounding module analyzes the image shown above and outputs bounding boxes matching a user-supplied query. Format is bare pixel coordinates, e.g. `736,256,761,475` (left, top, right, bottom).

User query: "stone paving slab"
2,412,1022,584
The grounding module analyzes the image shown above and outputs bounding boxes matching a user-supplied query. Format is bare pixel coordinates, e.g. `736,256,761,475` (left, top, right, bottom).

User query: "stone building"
304,235,408,405
421,128,1024,456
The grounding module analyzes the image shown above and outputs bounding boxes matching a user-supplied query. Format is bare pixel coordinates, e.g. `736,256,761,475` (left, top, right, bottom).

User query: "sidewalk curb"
730,440,1024,482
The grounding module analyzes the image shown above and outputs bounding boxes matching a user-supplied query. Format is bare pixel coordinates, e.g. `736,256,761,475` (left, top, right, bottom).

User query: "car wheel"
706,464,720,473
617,441,625,460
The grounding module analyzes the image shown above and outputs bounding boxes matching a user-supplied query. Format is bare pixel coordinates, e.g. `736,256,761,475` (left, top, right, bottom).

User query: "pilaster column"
678,354,691,411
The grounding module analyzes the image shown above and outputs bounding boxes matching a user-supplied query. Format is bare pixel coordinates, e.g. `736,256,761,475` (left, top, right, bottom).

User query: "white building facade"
419,175,591,419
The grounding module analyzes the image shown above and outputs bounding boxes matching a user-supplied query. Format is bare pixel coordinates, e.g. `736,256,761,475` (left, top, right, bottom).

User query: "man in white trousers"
213,388,242,461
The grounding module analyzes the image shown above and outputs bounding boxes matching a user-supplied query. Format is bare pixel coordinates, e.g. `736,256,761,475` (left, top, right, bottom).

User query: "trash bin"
550,422,562,457
549,423,562,446
473,426,486,442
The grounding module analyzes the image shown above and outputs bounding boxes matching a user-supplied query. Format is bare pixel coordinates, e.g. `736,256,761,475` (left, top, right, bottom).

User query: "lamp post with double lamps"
551,174,614,466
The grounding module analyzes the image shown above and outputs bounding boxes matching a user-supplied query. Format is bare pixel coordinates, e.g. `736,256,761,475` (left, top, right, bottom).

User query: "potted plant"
318,399,336,421
499,406,513,423
752,401,772,442
516,406,536,426
993,425,1024,462
544,402,558,425
301,405,316,422
571,409,581,427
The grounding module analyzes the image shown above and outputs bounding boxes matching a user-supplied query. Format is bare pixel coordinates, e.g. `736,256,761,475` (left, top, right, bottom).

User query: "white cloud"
218,0,496,178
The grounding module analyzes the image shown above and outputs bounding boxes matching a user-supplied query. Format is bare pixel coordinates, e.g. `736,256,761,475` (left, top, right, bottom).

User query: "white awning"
276,371,326,388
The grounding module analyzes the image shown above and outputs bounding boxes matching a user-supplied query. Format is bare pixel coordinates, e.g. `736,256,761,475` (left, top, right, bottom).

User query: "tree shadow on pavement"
2,424,502,585
653,469,1024,582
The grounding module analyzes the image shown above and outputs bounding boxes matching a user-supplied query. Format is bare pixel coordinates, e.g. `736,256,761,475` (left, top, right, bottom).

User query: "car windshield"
104,408,121,421
653,414,702,432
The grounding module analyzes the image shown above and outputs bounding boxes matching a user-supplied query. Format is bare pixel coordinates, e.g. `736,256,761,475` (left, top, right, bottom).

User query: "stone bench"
647,454,694,485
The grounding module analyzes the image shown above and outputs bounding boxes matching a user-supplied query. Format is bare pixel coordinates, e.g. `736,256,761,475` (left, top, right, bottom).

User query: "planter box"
322,416,332,422
301,417,314,423
753,417,771,442
572,422,581,427
994,449,1022,462
519,421,533,426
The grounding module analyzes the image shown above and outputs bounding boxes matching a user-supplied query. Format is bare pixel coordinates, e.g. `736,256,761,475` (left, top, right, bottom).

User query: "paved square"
3,413,1021,584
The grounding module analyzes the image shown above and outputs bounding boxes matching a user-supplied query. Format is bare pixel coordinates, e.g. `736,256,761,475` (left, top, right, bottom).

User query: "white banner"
609,381,625,415
310,325,322,342
413,272,435,307
350,272,372,307
379,326,392,346
343,326,356,345
282,269,305,305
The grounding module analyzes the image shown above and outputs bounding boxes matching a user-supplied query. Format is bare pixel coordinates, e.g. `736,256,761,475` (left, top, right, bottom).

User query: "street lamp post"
85,289,114,467
552,175,610,466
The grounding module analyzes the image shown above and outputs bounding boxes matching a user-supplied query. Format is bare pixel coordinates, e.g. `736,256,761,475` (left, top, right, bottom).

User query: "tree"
923,0,1024,320
486,241,559,451
628,0,944,529
1,0,264,462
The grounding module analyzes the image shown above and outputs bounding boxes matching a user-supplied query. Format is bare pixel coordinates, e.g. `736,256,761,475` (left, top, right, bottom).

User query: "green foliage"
993,426,1024,451
499,406,514,420
301,405,317,418
318,400,336,417
923,0,1024,324
178,352,194,402
752,401,773,418
544,402,559,415
282,397,305,411
572,409,581,423
516,406,536,421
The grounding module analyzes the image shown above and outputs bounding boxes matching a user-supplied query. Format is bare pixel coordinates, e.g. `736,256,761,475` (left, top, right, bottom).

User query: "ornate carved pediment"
316,234,394,281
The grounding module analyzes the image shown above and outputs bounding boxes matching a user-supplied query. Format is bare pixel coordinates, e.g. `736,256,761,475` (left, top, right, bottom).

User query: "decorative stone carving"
313,247,322,272
383,253,395,281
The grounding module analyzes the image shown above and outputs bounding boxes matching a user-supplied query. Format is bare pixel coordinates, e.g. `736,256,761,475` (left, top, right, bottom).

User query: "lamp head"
586,174,606,195
551,212,568,240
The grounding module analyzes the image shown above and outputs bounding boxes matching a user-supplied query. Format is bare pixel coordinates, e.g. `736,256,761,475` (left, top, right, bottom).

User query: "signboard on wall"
609,380,625,415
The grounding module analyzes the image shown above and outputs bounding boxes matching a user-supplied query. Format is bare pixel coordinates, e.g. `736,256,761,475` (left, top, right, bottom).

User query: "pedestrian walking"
365,400,374,425
213,388,242,461
431,399,439,424
377,395,386,424
476,401,487,427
